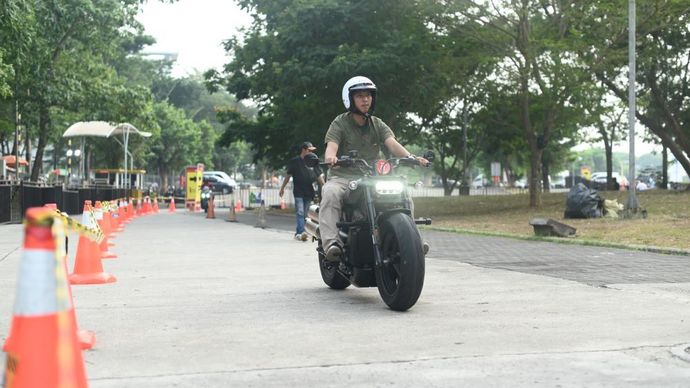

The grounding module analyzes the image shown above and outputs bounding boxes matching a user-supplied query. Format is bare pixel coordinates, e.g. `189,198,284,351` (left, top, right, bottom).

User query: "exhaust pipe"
305,218,320,239
308,204,319,222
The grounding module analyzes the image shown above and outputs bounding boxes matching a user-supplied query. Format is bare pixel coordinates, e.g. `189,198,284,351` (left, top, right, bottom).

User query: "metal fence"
207,186,571,210
0,184,14,223
0,182,133,223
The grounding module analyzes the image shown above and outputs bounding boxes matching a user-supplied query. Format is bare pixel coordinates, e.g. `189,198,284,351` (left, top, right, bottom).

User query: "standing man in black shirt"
279,142,325,241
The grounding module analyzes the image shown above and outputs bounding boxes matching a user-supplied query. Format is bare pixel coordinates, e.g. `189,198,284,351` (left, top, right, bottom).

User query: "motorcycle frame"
342,176,412,269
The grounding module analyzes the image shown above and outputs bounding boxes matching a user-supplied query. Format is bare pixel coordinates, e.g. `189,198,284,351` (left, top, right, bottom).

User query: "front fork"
364,188,385,268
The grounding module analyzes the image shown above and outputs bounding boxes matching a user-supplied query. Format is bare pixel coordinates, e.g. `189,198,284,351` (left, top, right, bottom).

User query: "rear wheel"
318,242,350,290
375,212,425,311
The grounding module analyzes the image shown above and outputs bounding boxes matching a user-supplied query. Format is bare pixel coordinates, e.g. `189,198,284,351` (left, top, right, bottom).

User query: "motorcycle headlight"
375,181,404,195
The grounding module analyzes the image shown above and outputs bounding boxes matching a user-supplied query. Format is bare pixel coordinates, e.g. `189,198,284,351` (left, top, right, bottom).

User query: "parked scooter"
304,150,434,311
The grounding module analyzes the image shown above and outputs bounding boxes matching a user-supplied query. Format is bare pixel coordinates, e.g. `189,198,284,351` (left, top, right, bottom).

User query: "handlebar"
319,156,429,169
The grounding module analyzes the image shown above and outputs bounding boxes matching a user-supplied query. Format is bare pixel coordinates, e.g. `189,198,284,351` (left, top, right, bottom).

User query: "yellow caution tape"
101,201,118,212
29,208,105,243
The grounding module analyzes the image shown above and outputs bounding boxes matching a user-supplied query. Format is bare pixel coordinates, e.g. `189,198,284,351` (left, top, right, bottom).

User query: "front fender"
375,208,412,226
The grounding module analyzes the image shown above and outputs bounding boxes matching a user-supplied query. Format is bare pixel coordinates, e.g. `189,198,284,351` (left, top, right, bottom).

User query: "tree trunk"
604,139,614,190
24,127,31,175
30,105,50,182
520,80,541,207
541,155,550,193
637,113,690,177
529,148,543,208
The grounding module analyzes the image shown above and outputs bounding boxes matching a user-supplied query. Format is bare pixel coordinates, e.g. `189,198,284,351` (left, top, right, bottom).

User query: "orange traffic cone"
42,204,96,350
94,201,117,259
206,195,216,219
102,203,117,239
69,201,117,285
235,199,243,213
168,196,176,213
128,198,135,221
153,197,160,213
3,207,88,388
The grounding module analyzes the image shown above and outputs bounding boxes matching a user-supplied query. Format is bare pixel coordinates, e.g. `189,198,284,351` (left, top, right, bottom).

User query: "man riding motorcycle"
320,76,429,262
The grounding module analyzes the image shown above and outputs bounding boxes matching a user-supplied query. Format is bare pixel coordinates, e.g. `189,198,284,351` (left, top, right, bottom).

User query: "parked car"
202,175,235,194
514,179,528,189
432,176,457,188
203,171,237,190
472,174,488,188
551,176,566,188
590,172,628,189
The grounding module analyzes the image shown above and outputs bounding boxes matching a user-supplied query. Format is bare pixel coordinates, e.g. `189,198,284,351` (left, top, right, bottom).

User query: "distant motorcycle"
304,150,434,311
200,186,212,212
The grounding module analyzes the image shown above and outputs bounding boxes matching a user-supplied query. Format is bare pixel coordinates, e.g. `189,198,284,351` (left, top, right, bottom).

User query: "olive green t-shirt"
324,112,395,178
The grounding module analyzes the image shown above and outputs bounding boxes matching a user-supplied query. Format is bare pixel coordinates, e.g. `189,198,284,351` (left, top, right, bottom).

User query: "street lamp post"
625,0,640,211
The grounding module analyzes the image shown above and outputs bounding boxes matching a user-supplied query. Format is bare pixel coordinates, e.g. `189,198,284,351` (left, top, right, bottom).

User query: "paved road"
1,208,689,387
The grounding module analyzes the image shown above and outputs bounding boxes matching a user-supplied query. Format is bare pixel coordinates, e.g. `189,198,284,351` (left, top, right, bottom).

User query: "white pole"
625,0,639,210
124,130,129,190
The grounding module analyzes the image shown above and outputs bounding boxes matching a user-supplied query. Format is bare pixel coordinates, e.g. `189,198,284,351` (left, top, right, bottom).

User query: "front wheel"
375,212,425,311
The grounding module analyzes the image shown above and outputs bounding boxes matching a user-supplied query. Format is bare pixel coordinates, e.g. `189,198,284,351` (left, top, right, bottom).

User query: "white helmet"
341,76,377,115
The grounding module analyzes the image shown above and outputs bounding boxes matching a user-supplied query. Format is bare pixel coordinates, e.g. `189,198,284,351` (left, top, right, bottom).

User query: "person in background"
279,142,325,241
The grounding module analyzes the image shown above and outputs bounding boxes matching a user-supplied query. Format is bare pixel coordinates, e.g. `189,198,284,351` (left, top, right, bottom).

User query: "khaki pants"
318,176,351,250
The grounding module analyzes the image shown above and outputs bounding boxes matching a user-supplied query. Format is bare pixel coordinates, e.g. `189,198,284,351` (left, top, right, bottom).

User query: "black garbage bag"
564,183,604,219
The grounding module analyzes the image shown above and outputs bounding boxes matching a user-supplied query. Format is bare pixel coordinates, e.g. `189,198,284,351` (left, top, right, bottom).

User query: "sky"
137,0,251,77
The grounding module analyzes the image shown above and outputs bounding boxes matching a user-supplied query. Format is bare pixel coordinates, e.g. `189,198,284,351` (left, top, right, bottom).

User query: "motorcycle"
304,150,434,311
200,186,212,212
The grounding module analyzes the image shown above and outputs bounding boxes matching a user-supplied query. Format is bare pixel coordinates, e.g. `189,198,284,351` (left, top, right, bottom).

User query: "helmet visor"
349,82,376,92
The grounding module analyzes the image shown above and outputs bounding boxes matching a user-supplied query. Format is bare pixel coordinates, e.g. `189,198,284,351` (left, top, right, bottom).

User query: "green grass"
414,189,690,252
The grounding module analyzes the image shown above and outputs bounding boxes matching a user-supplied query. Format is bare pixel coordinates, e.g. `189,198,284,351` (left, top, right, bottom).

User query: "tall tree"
4,0,146,180
457,0,587,207
147,101,204,189
208,0,455,168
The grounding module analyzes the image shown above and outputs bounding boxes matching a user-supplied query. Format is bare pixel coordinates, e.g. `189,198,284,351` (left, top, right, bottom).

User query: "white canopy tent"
62,121,152,188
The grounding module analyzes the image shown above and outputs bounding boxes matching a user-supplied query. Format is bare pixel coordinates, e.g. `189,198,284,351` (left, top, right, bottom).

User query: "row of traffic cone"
3,196,163,386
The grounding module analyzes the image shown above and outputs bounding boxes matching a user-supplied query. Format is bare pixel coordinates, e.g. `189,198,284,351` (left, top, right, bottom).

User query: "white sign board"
491,162,501,178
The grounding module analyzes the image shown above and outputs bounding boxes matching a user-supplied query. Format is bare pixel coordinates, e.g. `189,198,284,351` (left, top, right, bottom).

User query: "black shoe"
325,243,343,262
